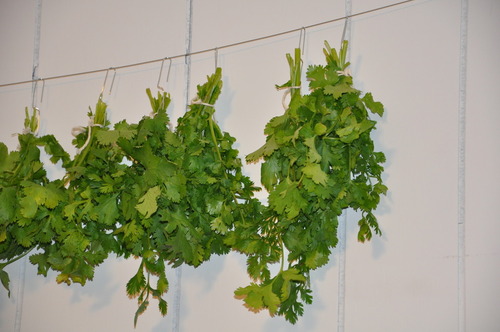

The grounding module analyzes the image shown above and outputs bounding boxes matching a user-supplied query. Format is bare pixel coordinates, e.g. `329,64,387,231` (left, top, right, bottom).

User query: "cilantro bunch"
0,107,70,296
233,41,387,323
0,69,263,327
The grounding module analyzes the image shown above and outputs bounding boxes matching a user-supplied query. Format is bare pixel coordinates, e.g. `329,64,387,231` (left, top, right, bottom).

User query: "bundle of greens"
0,41,386,327
232,41,387,323
0,70,263,327
0,107,70,296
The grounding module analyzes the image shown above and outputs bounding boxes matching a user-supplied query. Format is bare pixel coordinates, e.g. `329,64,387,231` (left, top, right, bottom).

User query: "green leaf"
96,123,136,146
165,174,186,203
19,195,38,219
158,298,168,316
280,268,307,301
281,268,306,283
313,123,327,136
0,143,8,171
261,157,280,191
93,194,119,226
134,300,149,328
0,187,17,220
210,217,229,234
303,137,321,163
302,163,328,186
135,186,161,218
0,227,6,242
362,92,384,116
235,282,281,315
63,201,84,221
324,83,357,99
126,266,146,297
269,180,308,219
0,268,11,297
246,136,279,163
305,250,329,269
37,135,71,165
22,182,65,209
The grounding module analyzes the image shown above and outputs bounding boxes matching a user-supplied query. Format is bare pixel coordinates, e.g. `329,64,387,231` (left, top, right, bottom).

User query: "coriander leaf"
246,136,279,163
135,186,161,218
324,83,357,99
362,92,384,116
302,163,328,186
0,268,11,297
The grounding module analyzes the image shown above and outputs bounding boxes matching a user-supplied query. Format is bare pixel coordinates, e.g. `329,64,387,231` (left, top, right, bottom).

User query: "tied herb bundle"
0,107,70,296
232,41,387,323
0,70,262,327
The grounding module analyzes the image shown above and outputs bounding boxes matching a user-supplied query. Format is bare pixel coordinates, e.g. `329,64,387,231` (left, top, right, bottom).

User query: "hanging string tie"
71,117,103,153
276,85,301,110
336,68,351,77
190,97,215,108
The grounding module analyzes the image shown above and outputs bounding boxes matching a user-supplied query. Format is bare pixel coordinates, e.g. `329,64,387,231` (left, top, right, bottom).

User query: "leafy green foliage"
0,71,262,326
236,40,387,323
0,40,386,327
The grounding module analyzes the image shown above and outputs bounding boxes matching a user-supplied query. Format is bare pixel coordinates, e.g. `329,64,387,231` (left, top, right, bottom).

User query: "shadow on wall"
67,256,121,311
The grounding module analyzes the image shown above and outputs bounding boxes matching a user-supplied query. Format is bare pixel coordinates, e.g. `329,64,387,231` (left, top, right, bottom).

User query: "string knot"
72,117,103,153
337,69,351,77
277,86,301,110
190,98,215,107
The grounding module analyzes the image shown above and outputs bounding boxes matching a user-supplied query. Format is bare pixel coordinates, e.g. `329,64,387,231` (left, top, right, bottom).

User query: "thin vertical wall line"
337,2,351,332
458,0,468,331
184,0,193,109
15,0,42,331
172,1,193,332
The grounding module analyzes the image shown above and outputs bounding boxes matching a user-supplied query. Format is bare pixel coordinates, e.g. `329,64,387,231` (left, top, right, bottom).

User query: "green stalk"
279,236,285,273
0,247,34,269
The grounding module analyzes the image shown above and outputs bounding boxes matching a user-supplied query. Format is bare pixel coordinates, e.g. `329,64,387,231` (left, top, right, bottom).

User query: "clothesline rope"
0,0,416,89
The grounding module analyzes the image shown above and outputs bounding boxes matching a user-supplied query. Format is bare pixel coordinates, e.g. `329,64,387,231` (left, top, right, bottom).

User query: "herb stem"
279,237,285,272
0,247,34,268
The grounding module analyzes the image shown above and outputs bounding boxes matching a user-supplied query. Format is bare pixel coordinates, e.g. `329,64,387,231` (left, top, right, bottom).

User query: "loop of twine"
337,69,351,76
190,98,215,108
71,117,103,153
277,86,301,110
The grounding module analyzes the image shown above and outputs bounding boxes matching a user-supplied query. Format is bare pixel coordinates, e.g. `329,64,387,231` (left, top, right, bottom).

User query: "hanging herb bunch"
0,107,70,296
0,40,386,327
0,70,262,326
231,40,387,323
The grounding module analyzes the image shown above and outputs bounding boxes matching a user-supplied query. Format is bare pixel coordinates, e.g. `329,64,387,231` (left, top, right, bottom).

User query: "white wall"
0,0,499,331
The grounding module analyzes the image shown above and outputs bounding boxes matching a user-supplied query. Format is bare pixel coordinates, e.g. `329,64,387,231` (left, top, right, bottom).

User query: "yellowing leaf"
0,227,6,242
314,123,327,136
234,282,281,315
210,217,228,234
19,196,38,218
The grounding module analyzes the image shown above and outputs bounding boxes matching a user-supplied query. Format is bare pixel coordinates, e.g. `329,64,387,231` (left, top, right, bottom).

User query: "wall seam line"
14,1,43,331
172,1,193,331
457,0,468,331
337,2,351,332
